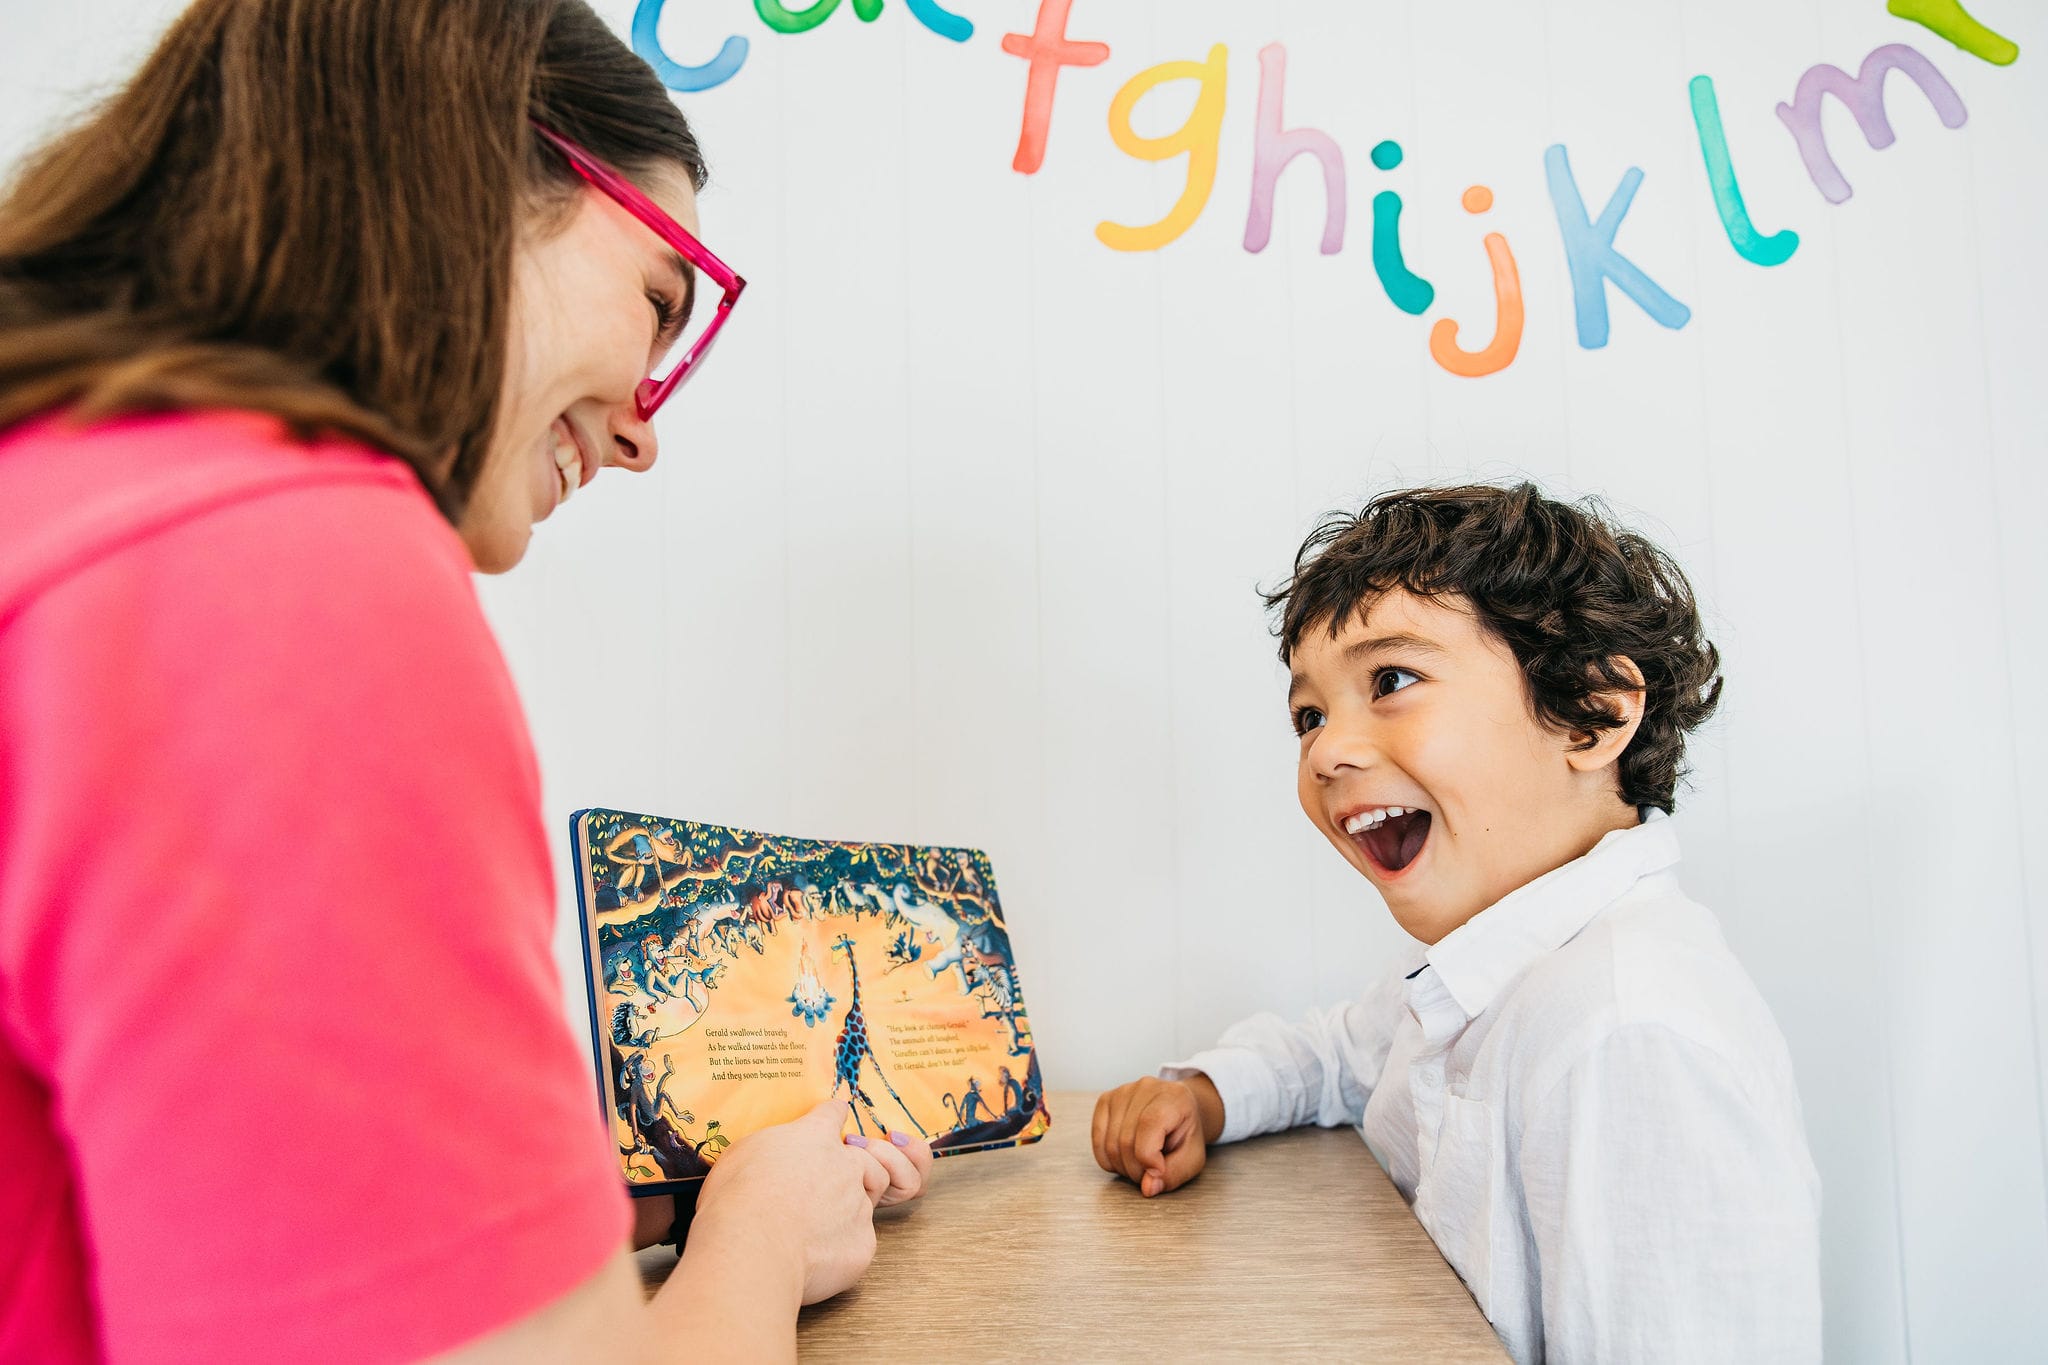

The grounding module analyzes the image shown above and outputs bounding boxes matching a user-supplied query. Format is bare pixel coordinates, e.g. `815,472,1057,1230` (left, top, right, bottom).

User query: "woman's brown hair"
0,0,705,520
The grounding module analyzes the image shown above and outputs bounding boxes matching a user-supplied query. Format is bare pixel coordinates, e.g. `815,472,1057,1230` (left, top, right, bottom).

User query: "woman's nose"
604,399,660,472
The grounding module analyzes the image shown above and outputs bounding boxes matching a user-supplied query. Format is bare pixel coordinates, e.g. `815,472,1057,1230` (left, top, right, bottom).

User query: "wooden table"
640,1090,1508,1362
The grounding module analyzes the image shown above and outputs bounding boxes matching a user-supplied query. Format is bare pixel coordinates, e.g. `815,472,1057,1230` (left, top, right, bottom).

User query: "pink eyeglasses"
530,120,747,420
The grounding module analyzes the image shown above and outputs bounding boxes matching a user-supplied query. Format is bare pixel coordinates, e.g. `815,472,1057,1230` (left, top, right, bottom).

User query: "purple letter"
1776,43,1967,204
1242,44,1347,254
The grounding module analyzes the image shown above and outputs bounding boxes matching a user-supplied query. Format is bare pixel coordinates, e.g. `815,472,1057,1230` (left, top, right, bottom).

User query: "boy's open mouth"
1348,808,1432,876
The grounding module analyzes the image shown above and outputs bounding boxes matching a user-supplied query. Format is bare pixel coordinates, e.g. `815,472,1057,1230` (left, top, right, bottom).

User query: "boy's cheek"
1313,815,1379,884
1295,765,1324,827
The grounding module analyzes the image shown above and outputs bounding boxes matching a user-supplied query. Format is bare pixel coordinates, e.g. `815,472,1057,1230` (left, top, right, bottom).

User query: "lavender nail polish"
891,1131,912,1147
844,1134,868,1148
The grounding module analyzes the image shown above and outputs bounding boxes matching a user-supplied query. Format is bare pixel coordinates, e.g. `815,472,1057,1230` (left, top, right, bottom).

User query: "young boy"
1093,484,1820,1364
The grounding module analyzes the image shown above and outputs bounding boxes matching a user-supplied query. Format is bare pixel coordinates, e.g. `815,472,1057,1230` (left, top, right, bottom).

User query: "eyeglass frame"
529,119,747,421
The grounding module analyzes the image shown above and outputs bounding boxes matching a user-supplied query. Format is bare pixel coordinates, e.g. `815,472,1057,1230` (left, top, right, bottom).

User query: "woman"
0,2,930,1360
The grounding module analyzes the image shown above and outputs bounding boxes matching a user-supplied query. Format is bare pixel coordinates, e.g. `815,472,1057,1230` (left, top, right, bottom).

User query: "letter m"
1777,42,1967,205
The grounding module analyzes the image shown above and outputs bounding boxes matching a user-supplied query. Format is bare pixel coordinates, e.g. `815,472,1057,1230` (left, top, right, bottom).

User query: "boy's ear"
1564,655,1647,777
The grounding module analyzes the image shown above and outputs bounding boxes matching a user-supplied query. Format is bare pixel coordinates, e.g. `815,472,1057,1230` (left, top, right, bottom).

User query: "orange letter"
1428,186,1523,378
1001,0,1111,175
1096,45,1229,253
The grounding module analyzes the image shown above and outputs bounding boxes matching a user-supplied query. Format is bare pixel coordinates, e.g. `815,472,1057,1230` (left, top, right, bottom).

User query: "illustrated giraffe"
829,934,929,1139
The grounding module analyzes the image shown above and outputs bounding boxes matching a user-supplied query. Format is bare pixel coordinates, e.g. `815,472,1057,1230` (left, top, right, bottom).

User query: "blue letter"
634,0,748,92
1543,144,1690,350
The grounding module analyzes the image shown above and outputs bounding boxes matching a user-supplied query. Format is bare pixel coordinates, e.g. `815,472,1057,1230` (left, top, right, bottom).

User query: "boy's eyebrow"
1342,632,1450,662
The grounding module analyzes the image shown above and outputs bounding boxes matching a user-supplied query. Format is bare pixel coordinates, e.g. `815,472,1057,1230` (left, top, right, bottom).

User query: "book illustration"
943,1077,989,1127
572,810,1052,1189
827,934,929,1139
615,1052,728,1183
787,940,835,1026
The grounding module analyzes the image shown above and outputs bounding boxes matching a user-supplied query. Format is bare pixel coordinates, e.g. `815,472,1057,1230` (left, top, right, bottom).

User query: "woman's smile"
547,414,598,511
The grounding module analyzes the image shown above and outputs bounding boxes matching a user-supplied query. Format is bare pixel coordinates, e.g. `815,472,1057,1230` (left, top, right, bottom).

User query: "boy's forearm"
1184,1071,1227,1144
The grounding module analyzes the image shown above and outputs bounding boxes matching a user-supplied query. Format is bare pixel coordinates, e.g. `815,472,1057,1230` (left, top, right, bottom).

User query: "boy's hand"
1091,1075,1224,1197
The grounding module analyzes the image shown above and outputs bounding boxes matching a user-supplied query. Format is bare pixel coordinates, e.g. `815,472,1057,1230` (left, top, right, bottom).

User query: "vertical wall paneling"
6,2,2045,1355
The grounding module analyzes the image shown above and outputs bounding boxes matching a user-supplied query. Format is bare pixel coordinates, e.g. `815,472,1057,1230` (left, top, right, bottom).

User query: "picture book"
569,808,1050,1193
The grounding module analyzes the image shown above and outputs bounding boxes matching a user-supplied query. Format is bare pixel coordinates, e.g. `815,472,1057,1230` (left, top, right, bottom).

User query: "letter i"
1428,186,1524,378
1370,141,1433,315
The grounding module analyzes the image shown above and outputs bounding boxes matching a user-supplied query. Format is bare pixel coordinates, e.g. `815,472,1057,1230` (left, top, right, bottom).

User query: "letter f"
1002,0,1112,175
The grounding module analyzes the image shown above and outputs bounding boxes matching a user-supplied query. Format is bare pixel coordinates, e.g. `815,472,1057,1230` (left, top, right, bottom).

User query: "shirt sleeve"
0,472,629,1364
1161,967,1408,1143
1515,1022,1822,1365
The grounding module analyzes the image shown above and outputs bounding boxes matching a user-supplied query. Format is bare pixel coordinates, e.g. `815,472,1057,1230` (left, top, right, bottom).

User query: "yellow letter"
1096,45,1229,252
1888,0,2018,66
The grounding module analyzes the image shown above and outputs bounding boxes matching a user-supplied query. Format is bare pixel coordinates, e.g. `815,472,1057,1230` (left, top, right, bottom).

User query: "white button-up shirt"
1165,813,1821,1364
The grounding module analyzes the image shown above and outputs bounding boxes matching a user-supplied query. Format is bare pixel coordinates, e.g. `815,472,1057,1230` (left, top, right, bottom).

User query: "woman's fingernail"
845,1135,868,1148
891,1131,912,1148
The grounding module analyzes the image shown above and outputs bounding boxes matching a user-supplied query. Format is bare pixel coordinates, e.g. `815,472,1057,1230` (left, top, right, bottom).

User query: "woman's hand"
687,1099,931,1305
843,1122,935,1210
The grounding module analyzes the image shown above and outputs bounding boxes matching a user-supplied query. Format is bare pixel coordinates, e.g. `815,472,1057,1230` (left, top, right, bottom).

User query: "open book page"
572,809,1050,1190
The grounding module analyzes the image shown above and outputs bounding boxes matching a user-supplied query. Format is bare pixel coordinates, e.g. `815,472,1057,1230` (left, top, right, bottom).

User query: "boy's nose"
1308,719,1382,779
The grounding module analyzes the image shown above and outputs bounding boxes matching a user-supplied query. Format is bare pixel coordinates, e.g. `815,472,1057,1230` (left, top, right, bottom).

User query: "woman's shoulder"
0,405,543,908
0,406,452,626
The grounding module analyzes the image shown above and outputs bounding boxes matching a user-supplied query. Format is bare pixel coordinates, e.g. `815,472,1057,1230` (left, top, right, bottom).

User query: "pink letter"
1242,43,1347,254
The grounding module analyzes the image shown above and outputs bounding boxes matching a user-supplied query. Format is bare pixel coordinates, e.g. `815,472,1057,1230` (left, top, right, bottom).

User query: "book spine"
566,810,610,1131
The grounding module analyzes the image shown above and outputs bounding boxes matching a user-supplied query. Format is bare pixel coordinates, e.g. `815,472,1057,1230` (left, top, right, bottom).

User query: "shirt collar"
1421,809,1682,1020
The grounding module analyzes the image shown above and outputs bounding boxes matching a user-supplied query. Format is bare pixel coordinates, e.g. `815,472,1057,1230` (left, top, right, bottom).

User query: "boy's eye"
1373,667,1423,699
1291,706,1326,736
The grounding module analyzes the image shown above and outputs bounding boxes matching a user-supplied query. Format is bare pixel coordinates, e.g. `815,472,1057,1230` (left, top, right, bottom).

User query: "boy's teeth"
1344,806,1419,835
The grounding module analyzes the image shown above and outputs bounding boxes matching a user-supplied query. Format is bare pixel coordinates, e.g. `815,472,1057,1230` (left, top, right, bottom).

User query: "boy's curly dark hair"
1266,483,1722,812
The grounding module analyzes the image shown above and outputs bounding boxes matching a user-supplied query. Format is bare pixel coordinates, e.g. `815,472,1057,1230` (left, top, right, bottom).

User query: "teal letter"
1688,75,1798,267
1369,141,1433,315
907,0,972,42
1544,144,1690,350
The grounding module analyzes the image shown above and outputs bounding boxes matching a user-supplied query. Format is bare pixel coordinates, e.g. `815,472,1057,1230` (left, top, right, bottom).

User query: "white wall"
6,1,2044,1359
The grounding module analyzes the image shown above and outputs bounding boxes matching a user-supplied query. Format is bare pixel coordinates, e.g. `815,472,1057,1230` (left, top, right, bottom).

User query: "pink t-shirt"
0,410,629,1361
